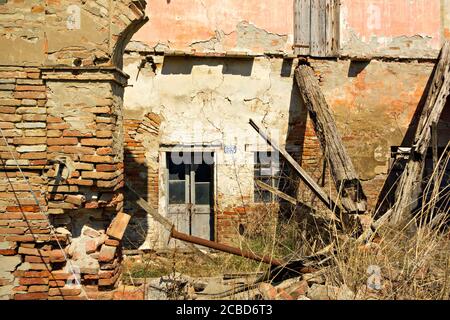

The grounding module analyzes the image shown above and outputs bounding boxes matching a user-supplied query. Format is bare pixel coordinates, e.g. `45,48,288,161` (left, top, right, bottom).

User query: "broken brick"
98,245,117,263
106,212,131,240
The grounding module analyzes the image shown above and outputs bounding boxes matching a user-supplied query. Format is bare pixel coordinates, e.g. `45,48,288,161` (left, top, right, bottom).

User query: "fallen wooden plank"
295,65,367,214
249,119,342,214
255,180,297,205
124,181,215,263
389,41,450,224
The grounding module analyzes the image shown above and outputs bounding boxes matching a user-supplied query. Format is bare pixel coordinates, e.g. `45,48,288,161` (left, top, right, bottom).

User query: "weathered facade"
0,0,147,300
0,0,449,300
122,0,450,249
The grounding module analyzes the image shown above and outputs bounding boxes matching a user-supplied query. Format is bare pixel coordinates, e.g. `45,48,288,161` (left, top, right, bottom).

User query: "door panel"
167,155,190,235
166,152,214,241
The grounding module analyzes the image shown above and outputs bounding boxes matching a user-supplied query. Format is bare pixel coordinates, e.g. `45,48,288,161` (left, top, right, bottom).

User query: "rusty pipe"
170,227,284,267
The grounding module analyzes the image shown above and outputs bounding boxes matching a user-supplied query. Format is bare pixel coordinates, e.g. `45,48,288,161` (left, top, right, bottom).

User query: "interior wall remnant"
444,0,450,41
130,0,446,59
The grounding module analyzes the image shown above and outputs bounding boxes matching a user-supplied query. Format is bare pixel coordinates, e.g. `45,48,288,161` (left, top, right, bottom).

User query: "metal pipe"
170,227,284,267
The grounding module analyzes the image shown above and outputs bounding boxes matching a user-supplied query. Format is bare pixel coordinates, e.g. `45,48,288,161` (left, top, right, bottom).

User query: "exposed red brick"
6,205,40,212
48,287,82,296
96,164,118,172
13,91,46,99
19,278,49,285
47,137,78,145
0,228,25,235
63,130,93,137
80,138,112,147
14,292,48,300
98,245,117,262
49,249,65,263
80,155,114,163
28,285,49,293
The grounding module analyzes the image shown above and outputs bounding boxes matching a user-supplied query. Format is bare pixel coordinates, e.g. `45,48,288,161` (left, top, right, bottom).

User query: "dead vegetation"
118,118,449,301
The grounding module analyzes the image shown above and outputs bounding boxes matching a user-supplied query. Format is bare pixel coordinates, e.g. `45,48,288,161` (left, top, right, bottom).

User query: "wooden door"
167,152,214,241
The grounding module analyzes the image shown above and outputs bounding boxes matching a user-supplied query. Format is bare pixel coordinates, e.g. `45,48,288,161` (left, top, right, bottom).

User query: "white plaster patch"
67,5,81,30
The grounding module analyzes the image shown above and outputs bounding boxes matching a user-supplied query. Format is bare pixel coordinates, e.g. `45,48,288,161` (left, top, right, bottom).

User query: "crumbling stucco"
132,0,294,54
131,0,449,58
340,0,442,58
0,0,147,67
122,51,440,247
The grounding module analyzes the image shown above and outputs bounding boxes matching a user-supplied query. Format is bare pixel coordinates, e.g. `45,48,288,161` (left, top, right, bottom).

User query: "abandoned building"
0,0,449,300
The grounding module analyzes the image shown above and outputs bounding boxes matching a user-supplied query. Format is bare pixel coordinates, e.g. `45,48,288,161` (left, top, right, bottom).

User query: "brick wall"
0,0,148,300
0,66,132,300
123,113,160,249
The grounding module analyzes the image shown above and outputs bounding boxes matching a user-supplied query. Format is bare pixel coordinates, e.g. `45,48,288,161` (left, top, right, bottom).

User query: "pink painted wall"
340,0,442,56
133,0,294,53
133,0,444,56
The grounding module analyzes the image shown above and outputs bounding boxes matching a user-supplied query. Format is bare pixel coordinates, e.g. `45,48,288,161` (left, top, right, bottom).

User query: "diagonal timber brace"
388,41,450,224
294,64,368,214
250,119,342,215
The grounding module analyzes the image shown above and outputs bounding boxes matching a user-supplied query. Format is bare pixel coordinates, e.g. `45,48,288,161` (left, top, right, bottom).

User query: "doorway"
166,152,214,241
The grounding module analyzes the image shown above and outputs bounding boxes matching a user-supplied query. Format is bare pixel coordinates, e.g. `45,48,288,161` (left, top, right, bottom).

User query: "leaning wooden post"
295,65,368,214
249,119,343,215
389,41,450,225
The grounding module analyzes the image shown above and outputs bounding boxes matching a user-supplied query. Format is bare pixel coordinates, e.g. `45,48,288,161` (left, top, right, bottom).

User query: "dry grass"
121,148,449,300
299,147,449,300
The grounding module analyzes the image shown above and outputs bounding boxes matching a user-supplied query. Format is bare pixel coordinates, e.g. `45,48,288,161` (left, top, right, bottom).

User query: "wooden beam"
124,181,215,263
431,122,439,176
389,41,450,224
295,65,367,214
255,180,298,205
249,119,342,214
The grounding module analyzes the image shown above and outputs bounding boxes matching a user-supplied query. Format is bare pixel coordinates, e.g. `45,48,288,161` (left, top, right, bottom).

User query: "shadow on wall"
122,146,150,250
161,56,255,76
348,60,370,78
285,79,307,167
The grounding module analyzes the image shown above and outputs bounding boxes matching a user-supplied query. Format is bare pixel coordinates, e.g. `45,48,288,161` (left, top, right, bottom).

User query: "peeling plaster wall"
123,54,297,246
122,53,442,247
130,0,448,58
132,0,294,54
340,0,443,58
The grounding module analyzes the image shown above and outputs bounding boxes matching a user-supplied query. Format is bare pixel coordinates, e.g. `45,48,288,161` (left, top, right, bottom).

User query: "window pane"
194,163,212,182
168,157,185,181
260,167,272,177
255,189,272,203
169,181,185,204
195,182,210,205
